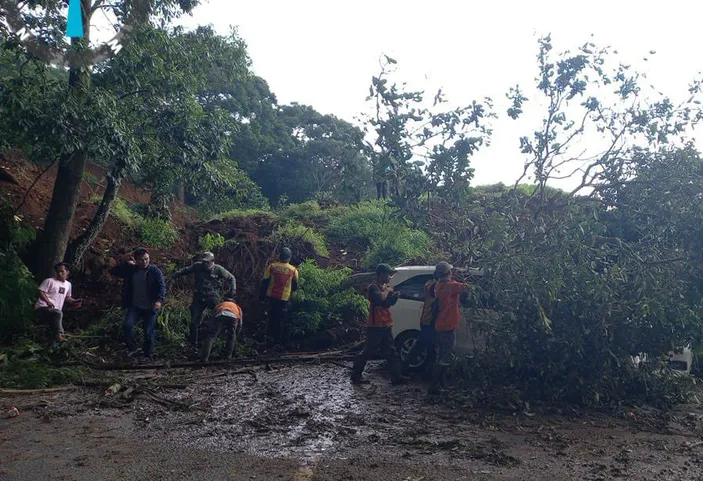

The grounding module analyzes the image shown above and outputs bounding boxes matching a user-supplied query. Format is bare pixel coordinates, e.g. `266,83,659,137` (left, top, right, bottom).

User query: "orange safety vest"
215,301,243,320
366,281,393,328
434,280,466,331
420,280,438,327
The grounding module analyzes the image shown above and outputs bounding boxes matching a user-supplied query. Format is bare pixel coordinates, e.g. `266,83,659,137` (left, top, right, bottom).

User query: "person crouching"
200,298,243,362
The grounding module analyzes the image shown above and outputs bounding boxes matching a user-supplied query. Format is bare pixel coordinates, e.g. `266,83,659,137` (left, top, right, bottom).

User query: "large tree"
0,0,198,279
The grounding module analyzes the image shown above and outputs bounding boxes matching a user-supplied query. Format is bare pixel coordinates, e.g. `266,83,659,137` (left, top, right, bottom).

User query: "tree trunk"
31,2,92,279
65,166,125,268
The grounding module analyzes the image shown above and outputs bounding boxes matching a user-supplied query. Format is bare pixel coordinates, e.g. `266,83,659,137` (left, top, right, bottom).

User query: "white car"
343,265,494,369
343,266,694,374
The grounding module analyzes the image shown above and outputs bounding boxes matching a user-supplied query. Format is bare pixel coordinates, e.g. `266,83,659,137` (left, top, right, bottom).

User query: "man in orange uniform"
402,275,438,375
200,298,243,362
260,247,299,345
351,264,408,385
430,261,469,394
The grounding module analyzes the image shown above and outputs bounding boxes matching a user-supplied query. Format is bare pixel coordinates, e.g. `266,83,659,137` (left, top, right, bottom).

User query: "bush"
110,197,142,230
0,342,89,389
279,201,347,226
289,261,368,337
199,233,226,252
325,200,430,267
0,200,37,343
211,208,274,221
139,217,180,249
268,222,329,257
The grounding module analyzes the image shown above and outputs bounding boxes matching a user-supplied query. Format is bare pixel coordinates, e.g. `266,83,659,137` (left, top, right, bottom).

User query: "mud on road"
2,362,703,481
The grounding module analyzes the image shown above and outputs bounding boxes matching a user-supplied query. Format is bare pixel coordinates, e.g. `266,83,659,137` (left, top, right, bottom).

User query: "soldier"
171,251,237,348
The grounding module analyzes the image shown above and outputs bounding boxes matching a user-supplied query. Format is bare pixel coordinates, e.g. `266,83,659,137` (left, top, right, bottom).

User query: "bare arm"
38,289,55,309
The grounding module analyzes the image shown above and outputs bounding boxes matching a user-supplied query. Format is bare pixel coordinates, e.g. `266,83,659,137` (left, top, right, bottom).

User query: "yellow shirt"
263,262,299,301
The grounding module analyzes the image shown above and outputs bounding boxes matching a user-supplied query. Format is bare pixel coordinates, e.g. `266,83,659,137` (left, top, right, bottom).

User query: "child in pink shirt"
35,262,79,347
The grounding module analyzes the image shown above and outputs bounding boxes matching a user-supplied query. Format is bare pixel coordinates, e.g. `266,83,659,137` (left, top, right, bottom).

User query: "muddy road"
2,362,703,481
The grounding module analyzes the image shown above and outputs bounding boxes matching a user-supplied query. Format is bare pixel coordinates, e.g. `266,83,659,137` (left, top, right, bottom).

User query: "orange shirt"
215,301,243,320
263,262,299,301
434,280,467,331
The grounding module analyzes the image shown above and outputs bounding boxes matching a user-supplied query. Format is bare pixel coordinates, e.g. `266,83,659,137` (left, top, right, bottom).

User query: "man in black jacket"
109,248,166,360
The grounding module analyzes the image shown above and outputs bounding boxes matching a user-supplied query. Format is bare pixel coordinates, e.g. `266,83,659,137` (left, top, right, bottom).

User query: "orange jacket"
366,281,398,328
433,280,467,331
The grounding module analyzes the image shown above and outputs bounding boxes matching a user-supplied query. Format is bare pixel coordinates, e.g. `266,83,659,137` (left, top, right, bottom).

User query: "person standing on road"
429,261,469,394
402,275,439,376
351,264,408,385
35,262,80,348
171,251,237,348
109,248,166,361
259,247,299,346
200,297,243,362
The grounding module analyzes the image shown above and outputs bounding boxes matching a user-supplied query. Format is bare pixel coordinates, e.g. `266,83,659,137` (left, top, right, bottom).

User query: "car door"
391,274,434,339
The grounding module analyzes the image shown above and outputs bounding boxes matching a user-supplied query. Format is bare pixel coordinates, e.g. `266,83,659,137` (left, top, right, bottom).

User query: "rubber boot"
428,366,446,395
390,357,410,385
351,356,369,384
189,324,199,349
200,337,215,362
224,337,236,360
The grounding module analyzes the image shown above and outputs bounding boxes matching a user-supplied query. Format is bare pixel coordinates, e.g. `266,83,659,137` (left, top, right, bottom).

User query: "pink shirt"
35,278,72,310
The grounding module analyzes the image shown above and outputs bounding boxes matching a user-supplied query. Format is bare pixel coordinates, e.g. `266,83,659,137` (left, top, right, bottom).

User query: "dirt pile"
1,154,350,332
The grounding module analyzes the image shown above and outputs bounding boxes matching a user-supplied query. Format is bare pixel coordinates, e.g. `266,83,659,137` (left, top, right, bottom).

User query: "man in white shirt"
35,262,79,348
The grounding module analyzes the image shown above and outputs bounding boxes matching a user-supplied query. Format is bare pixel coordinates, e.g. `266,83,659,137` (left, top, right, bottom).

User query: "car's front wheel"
395,330,432,370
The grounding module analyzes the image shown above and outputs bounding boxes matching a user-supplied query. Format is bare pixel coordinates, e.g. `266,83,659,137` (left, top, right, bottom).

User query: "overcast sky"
176,0,702,187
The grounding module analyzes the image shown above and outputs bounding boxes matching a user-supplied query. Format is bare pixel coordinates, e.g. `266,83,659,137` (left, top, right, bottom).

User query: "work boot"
389,357,410,385
200,338,215,362
351,375,370,385
189,325,199,349
428,366,447,395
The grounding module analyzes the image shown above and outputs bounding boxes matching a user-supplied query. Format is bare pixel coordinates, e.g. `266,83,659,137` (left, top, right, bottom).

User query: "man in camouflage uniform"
171,251,237,348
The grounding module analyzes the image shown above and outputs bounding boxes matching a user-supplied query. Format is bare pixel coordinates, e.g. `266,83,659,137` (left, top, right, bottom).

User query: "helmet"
280,247,292,261
201,251,215,262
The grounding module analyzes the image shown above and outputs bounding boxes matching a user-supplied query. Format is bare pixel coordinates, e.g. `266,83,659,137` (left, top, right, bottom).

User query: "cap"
201,251,215,262
375,264,397,275
434,261,453,277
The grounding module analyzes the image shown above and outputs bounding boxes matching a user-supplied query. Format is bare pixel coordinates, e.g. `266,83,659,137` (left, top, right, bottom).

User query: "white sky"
175,0,702,187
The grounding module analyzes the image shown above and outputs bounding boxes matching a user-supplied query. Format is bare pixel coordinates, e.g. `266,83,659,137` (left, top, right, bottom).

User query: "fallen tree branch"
0,386,77,395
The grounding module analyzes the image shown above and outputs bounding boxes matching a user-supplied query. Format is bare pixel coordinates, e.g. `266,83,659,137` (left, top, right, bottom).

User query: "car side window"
395,275,434,301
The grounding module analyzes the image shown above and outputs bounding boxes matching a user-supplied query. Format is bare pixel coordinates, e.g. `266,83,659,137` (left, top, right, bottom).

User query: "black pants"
189,296,218,347
352,327,402,381
403,324,436,372
267,298,289,345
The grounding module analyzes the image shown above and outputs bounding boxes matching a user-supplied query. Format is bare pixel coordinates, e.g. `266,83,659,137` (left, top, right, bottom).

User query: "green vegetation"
325,201,430,267
268,222,330,257
108,197,180,249
0,200,37,343
199,233,226,252
289,261,368,337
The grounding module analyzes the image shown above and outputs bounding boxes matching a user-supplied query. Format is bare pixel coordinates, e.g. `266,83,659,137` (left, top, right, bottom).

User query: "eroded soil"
2,362,703,481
